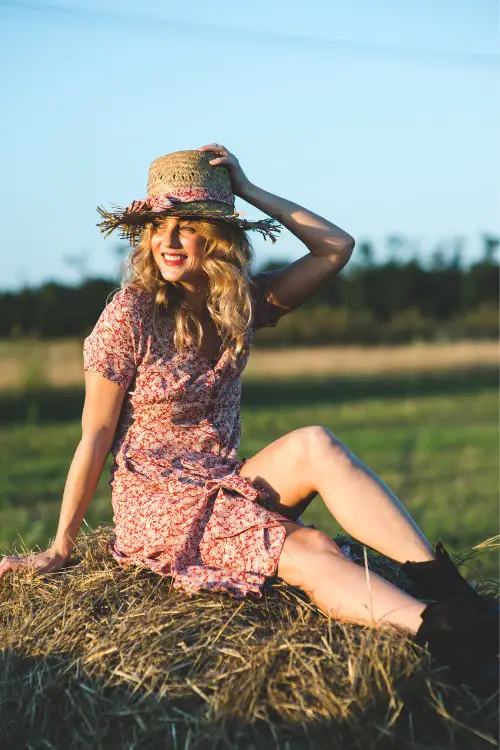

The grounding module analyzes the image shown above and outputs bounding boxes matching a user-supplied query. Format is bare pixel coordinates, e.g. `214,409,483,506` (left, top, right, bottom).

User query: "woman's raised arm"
0,372,126,581
198,143,355,313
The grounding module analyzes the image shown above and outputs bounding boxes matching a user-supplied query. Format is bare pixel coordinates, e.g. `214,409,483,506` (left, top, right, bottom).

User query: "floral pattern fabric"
83,271,314,599
126,187,234,214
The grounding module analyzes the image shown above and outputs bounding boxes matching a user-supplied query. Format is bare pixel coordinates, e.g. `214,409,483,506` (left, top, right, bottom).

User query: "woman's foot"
414,594,499,696
401,542,498,695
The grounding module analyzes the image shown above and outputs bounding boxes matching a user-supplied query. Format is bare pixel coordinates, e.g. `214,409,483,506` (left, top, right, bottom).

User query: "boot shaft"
402,541,486,603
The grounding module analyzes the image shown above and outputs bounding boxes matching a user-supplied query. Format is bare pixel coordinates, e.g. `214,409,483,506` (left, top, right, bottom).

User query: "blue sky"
1,0,498,290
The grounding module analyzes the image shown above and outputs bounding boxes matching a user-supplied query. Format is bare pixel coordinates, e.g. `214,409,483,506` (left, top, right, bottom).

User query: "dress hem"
107,518,288,600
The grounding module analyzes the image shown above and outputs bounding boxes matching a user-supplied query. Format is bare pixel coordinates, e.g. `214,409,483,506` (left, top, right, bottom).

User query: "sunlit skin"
0,142,437,638
150,217,209,316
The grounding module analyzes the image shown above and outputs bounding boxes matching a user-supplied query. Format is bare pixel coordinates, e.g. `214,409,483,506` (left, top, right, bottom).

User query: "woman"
1,145,497,694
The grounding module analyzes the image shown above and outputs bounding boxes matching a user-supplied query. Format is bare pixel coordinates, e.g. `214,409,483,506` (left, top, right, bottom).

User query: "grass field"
1,367,498,580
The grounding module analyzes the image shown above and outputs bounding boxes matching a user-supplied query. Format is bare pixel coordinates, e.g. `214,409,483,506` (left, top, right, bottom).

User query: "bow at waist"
201,473,260,503
169,456,259,503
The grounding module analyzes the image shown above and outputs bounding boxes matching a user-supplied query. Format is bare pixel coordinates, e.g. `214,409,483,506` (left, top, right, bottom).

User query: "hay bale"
0,525,498,749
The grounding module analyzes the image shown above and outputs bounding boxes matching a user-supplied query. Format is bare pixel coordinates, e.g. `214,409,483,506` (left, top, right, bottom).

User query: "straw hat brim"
96,202,282,245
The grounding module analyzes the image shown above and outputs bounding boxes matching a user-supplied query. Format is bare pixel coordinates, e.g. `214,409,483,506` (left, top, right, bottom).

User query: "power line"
1,0,497,63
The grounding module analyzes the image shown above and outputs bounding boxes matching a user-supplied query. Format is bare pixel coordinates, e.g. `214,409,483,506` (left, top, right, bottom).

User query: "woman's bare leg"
239,426,435,564
311,427,434,563
277,522,426,633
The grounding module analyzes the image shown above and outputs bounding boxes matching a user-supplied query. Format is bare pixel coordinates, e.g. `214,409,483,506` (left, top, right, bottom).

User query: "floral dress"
83,271,315,599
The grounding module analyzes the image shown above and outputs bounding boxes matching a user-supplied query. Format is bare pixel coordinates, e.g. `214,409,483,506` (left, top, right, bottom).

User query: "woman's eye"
180,226,195,233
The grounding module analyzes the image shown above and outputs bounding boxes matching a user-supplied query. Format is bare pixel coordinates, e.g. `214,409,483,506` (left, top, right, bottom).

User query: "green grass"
1,371,498,580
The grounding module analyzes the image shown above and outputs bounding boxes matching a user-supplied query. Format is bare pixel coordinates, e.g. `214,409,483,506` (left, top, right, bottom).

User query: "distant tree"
481,234,499,263
464,259,499,310
355,240,376,268
430,246,448,271
1,234,497,342
255,258,286,273
449,237,464,270
386,234,416,264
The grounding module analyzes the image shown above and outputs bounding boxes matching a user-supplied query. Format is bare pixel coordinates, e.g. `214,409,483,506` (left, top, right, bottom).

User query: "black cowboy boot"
403,542,499,695
414,594,499,696
402,541,498,607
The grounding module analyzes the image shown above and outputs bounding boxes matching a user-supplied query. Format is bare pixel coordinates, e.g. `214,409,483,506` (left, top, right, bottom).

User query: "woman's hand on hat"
197,144,252,197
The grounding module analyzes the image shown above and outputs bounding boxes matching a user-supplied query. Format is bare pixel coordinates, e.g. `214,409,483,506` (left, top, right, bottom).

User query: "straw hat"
97,149,282,245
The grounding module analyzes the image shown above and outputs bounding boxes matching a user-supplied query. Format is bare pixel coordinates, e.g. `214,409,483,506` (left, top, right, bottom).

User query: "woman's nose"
159,228,181,249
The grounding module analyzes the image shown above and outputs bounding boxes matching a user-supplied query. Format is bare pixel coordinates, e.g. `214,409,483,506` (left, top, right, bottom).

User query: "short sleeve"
250,269,287,330
83,288,139,391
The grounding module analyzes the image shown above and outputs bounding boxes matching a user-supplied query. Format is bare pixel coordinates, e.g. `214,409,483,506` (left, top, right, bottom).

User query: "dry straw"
1,526,498,749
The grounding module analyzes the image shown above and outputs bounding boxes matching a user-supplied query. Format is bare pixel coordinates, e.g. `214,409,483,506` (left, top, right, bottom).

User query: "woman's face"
150,217,207,285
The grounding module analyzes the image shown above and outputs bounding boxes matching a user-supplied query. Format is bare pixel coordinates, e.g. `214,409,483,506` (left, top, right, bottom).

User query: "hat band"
126,187,234,214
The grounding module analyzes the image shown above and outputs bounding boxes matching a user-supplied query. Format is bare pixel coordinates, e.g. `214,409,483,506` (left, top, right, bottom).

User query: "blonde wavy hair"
121,218,256,366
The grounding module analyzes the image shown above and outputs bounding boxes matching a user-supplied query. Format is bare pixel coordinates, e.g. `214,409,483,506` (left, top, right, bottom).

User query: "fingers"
0,555,32,580
207,156,231,166
197,143,230,155
0,557,10,580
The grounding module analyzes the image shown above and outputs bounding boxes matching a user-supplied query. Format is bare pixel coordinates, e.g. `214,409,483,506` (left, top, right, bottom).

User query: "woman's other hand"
197,143,252,197
0,548,70,581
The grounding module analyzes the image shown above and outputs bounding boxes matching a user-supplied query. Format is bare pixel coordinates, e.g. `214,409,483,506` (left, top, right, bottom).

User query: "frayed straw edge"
96,205,282,245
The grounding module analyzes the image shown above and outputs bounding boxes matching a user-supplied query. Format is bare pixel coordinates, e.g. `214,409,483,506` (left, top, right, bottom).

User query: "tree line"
1,236,498,345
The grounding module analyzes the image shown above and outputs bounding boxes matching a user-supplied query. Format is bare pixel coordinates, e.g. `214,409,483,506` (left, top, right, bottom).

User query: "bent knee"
289,426,351,469
277,526,341,586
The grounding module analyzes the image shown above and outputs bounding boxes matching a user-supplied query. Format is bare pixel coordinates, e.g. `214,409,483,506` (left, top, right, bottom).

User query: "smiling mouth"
162,253,187,263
